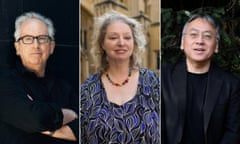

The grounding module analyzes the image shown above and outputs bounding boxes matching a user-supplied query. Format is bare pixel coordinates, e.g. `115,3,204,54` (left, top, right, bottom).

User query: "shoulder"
140,67,159,78
210,64,240,84
139,68,160,104
162,60,185,73
0,67,13,78
139,68,160,86
80,72,101,91
81,73,100,85
161,61,186,85
80,73,102,104
0,66,22,85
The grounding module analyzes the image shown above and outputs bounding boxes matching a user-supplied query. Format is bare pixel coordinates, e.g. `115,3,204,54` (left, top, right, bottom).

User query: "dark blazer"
162,60,240,144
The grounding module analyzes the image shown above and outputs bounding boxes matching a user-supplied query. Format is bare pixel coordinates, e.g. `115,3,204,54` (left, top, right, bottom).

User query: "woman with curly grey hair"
81,11,160,143
90,11,146,73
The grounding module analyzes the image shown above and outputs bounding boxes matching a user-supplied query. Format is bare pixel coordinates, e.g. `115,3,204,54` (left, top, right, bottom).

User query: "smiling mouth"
194,48,205,51
115,49,127,53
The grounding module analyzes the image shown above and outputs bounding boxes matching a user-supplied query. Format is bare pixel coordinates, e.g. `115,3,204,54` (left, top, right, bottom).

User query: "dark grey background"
0,0,79,91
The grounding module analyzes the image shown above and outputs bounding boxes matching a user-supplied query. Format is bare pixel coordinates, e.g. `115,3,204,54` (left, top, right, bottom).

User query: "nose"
118,37,125,46
32,38,40,48
195,35,204,45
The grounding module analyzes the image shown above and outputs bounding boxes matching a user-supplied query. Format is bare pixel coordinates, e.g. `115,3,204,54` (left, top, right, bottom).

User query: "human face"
102,21,134,64
181,18,218,64
14,18,55,71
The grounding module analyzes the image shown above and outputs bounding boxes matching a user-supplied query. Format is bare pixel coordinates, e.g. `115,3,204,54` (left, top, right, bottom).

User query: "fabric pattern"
81,68,160,144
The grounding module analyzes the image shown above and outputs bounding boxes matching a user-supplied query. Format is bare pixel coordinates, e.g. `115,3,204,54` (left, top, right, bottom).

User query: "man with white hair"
0,12,78,144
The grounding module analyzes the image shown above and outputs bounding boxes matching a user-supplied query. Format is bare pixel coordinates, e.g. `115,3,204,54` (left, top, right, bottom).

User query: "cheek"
18,47,28,56
183,40,192,47
18,50,29,60
128,41,134,50
43,48,52,57
102,41,113,50
130,41,134,47
181,39,189,49
208,43,217,52
47,46,53,54
130,43,134,51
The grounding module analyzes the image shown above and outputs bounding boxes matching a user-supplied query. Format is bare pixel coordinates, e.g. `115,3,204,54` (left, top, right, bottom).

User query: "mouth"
114,49,127,53
31,52,42,55
193,48,206,52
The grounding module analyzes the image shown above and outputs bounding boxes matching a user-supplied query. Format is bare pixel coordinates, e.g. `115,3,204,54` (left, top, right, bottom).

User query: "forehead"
106,21,132,33
186,18,216,33
20,18,48,35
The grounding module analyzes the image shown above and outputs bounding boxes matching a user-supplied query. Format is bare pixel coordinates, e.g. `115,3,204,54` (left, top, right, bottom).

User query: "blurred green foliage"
161,7,240,76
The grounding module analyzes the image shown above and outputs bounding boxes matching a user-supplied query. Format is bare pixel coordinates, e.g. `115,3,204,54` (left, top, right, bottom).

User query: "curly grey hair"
14,12,55,41
91,10,146,73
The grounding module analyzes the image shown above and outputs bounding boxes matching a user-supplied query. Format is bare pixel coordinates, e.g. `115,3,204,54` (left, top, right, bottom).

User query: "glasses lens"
22,36,34,44
38,36,50,44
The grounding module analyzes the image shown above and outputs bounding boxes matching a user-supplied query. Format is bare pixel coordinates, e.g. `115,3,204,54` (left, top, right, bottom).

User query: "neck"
106,63,132,87
186,59,210,74
25,64,46,77
35,70,45,77
107,60,130,76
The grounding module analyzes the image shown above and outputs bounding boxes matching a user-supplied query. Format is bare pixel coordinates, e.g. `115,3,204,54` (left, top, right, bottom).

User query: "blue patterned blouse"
81,68,160,144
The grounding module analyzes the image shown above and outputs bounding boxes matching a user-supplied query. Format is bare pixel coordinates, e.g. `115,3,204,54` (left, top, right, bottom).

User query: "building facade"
80,0,160,82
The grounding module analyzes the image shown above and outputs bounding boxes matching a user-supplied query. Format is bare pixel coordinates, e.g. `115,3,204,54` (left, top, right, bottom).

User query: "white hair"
14,12,55,41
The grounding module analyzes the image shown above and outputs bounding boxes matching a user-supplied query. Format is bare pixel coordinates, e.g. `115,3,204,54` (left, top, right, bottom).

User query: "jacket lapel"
203,65,223,134
172,61,188,142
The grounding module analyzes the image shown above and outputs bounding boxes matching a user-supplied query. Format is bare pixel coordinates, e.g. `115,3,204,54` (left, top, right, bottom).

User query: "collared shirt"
0,60,78,144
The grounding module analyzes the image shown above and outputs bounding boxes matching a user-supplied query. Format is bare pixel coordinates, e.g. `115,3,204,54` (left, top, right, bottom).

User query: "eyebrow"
107,31,132,33
107,32,132,35
188,28,213,34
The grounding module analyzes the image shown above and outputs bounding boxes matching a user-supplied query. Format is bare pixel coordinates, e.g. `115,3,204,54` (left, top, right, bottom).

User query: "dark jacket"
0,61,78,144
162,60,240,144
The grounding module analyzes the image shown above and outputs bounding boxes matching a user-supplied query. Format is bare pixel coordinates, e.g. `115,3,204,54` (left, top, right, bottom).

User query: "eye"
203,34,212,40
189,33,198,38
39,37,48,41
24,36,33,41
124,36,132,40
109,37,117,40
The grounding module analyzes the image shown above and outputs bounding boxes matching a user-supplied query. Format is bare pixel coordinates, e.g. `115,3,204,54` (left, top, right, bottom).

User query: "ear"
101,43,105,50
14,42,20,55
180,38,184,50
50,41,55,54
214,42,219,53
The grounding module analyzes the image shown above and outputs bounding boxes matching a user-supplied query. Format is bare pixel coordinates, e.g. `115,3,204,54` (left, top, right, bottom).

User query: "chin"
193,59,210,63
29,60,44,66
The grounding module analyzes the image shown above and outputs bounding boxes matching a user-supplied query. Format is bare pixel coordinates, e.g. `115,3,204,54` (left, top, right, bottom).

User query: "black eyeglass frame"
16,35,53,44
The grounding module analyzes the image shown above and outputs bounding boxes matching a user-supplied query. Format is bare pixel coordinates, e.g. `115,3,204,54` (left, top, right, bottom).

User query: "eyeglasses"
183,32,216,41
17,35,53,44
